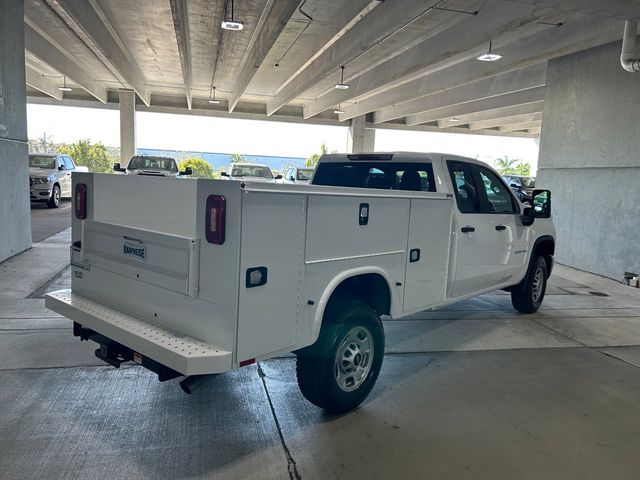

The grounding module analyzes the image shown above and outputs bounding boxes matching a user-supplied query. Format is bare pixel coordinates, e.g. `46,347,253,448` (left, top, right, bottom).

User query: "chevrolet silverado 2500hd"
45,152,554,413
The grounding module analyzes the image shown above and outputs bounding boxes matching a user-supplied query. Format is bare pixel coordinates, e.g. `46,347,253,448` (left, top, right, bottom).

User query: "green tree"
28,133,57,153
178,158,215,178
57,140,115,173
230,153,246,163
514,162,531,176
305,142,329,167
495,156,519,175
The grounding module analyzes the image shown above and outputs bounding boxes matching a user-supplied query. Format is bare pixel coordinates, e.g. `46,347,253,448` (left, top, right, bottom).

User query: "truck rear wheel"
296,301,384,413
511,255,548,313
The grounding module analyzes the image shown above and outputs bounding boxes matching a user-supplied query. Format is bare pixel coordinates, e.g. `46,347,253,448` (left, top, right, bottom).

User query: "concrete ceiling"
22,0,640,138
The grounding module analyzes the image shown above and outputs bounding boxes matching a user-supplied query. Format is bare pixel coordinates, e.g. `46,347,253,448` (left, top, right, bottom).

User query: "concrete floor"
30,199,72,242
1,217,640,479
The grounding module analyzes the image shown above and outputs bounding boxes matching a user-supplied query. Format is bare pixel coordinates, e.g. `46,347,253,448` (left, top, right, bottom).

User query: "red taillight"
205,195,226,244
239,358,255,367
75,183,87,219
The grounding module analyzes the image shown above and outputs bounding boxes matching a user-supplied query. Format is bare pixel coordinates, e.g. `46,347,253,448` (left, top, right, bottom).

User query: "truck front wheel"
511,255,548,313
296,301,384,413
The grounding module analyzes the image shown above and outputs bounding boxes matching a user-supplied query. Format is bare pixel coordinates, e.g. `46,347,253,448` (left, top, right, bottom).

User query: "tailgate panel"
81,220,199,296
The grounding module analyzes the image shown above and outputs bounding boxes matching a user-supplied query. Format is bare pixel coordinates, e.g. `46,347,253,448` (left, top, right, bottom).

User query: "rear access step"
46,290,232,375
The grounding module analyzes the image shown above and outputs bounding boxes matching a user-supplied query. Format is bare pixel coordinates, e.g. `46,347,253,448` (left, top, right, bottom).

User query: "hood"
29,167,55,177
228,176,275,183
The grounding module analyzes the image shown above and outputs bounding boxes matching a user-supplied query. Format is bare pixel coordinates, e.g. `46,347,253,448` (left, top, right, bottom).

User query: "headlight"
33,177,51,184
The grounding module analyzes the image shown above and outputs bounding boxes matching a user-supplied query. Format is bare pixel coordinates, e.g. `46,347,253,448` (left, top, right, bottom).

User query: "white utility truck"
46,152,555,413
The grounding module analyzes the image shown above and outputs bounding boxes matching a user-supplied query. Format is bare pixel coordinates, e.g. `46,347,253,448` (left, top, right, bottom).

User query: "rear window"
313,162,436,192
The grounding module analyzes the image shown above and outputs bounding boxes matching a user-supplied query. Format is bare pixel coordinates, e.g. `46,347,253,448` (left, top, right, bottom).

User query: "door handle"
495,225,507,231
461,226,475,233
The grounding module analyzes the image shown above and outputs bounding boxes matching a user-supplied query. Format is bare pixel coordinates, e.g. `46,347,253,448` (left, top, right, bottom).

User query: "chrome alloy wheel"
334,326,374,392
532,265,545,303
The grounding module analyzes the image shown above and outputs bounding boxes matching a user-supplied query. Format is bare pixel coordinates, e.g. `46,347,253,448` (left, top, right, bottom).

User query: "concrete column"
0,0,30,262
347,115,375,152
119,89,136,166
537,41,640,280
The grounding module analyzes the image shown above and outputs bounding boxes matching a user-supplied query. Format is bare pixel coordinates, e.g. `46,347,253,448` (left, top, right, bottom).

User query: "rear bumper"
45,289,233,375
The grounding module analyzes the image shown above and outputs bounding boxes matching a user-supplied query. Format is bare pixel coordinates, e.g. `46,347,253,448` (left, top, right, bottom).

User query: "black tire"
511,255,548,313
47,184,61,208
296,301,384,413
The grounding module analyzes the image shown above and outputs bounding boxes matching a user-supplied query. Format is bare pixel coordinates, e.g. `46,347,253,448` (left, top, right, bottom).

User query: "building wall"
537,40,640,280
0,0,30,262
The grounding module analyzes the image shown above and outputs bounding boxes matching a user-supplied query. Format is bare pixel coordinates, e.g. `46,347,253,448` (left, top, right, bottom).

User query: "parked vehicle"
283,166,314,184
220,162,281,182
46,152,554,413
502,175,535,204
114,155,192,177
29,153,89,208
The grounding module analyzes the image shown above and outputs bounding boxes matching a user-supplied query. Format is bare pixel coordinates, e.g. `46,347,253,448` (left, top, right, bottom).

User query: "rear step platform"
46,290,232,375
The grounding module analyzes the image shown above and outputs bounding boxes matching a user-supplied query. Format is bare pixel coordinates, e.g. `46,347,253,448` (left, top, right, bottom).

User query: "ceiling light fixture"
208,86,220,104
334,104,344,114
476,41,502,62
335,65,350,89
221,0,243,30
449,116,460,122
58,76,72,92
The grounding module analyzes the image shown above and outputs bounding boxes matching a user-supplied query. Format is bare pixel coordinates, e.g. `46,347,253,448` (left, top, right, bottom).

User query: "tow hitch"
73,322,182,382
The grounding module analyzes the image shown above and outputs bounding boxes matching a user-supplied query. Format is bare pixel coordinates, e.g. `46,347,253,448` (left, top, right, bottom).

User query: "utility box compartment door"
403,198,453,312
81,220,200,296
237,192,306,361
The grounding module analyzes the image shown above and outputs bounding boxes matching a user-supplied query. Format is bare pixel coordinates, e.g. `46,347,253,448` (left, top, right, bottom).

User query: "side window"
477,167,517,214
63,156,74,170
396,166,436,192
447,161,481,213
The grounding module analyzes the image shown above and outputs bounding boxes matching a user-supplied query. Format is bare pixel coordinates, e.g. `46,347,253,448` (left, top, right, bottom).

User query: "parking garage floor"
1,222,639,479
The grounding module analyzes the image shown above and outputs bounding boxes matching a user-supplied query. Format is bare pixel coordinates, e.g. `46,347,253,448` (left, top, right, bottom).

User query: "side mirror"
289,176,295,181
532,189,551,218
521,206,535,226
275,174,283,180
180,167,193,176
58,165,64,171
510,183,520,189
113,162,126,172
220,172,229,177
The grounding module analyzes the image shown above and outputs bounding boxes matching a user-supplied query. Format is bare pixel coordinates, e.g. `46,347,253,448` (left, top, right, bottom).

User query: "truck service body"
46,152,555,412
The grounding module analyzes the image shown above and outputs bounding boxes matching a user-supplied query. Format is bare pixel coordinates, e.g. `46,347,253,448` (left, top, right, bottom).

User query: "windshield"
29,155,56,169
521,177,535,188
297,168,313,181
231,165,273,178
128,156,178,172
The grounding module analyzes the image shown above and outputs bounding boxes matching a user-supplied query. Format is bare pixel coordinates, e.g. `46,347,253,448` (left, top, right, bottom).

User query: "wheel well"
533,237,554,274
325,273,391,321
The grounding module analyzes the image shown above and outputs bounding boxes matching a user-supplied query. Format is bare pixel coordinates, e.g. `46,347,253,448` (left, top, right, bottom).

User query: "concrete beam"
370,121,537,138
304,0,550,119
528,127,541,135
373,63,546,124
505,0,640,21
228,0,299,113
466,112,542,130
267,0,426,115
43,0,150,106
169,0,193,110
25,66,63,100
338,14,621,122
444,102,544,126
24,22,108,103
499,120,542,133
406,86,546,126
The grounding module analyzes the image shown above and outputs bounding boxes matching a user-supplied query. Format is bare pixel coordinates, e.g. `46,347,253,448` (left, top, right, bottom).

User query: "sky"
26,104,540,171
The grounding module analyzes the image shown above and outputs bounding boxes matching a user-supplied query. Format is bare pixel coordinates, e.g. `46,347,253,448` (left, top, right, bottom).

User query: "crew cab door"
446,160,525,297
